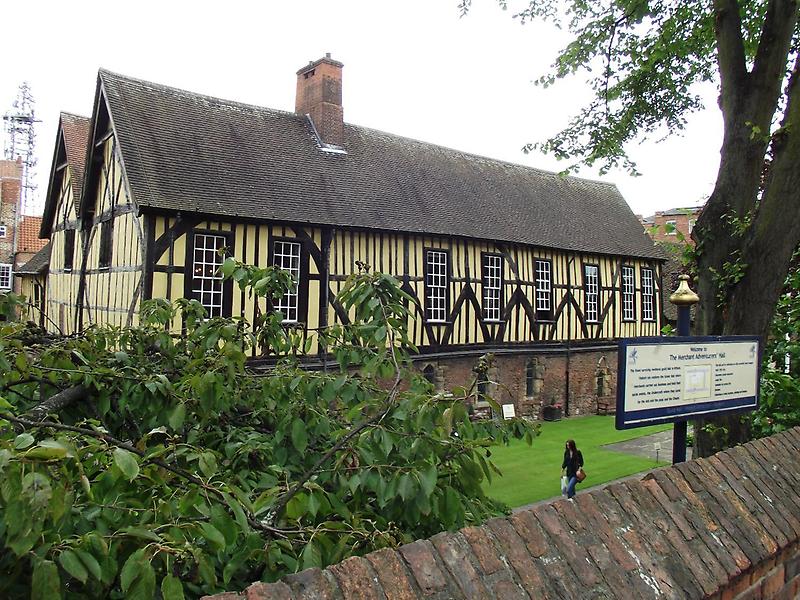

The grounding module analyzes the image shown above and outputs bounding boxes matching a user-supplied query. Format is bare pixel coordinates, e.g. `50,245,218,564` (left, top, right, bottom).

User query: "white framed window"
642,267,655,321
584,265,599,323
0,263,12,290
482,253,503,321
535,259,552,320
688,219,696,233
665,219,677,235
621,265,635,321
273,240,301,323
191,233,227,318
0,225,6,238
425,250,448,322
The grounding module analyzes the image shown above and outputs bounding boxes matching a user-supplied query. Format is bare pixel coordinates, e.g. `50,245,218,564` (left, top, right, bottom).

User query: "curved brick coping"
205,428,800,599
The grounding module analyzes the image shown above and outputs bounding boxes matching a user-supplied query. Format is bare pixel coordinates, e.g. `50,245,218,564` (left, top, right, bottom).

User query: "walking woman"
561,439,584,499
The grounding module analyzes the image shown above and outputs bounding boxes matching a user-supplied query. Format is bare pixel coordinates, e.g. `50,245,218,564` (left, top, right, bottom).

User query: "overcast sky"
2,0,722,218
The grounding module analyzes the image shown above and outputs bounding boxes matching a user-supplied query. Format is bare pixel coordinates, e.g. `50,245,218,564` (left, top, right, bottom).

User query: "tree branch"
714,0,749,114
21,385,89,423
750,0,798,125
3,414,295,538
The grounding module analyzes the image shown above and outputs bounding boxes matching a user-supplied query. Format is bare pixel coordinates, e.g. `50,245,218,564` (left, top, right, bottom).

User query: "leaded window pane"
482,254,502,321
273,240,301,323
585,265,599,322
426,250,448,322
191,233,226,318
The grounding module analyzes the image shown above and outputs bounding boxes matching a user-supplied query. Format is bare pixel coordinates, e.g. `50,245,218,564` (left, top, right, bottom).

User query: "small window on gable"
0,264,11,290
98,219,114,269
64,229,75,272
665,219,677,235
0,225,6,238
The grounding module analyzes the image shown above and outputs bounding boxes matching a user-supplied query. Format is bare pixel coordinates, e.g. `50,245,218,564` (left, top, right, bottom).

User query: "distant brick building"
0,159,49,295
0,159,23,292
639,206,703,245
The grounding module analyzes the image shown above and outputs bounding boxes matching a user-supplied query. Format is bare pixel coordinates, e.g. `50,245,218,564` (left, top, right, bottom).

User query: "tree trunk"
692,0,800,457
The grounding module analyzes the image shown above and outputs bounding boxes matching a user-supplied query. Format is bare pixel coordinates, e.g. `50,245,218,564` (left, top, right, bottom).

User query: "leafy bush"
0,261,535,599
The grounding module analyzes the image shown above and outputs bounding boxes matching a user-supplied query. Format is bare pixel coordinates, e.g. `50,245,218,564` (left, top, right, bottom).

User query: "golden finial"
669,274,699,306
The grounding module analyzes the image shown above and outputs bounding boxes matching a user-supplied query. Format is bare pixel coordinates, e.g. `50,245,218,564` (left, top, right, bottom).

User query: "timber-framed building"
39,55,665,418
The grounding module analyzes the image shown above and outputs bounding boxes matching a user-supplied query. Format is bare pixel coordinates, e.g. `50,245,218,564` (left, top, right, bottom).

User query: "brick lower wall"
416,344,618,419
205,428,800,600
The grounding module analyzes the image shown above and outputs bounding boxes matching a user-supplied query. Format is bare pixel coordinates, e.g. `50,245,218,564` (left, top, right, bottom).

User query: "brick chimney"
296,53,344,148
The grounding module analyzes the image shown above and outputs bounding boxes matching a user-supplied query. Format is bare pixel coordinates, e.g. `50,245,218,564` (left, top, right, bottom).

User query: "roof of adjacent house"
17,216,48,254
16,242,50,275
98,69,663,260
41,113,91,238
60,112,91,207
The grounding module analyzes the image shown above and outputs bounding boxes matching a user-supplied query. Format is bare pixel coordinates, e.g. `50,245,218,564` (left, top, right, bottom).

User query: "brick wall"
417,346,618,419
204,427,800,600
0,159,22,265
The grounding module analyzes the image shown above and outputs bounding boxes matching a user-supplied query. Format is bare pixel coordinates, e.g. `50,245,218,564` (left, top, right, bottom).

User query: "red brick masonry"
205,428,800,599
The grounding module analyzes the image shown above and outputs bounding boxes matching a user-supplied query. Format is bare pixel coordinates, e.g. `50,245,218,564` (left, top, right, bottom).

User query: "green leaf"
13,433,34,449
420,464,438,496
113,448,140,481
32,560,61,600
291,418,308,453
161,574,185,600
76,549,102,582
127,560,156,600
168,403,186,430
120,550,145,593
199,452,218,478
200,522,226,551
59,549,88,584
398,473,415,502
301,539,322,570
123,527,162,542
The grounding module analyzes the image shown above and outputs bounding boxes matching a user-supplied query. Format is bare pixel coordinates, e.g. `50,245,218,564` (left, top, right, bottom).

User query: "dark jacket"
562,449,584,479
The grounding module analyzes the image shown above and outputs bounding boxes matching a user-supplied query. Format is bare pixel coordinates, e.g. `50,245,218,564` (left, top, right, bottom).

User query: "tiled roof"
99,70,663,260
41,112,91,239
205,428,800,599
17,216,47,253
60,112,91,208
16,242,50,275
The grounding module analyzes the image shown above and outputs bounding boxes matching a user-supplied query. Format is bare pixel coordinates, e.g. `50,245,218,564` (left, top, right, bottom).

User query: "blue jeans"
566,476,578,499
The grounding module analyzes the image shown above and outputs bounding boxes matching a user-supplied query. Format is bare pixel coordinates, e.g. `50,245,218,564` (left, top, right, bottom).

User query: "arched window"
526,360,535,397
477,372,489,398
423,364,436,385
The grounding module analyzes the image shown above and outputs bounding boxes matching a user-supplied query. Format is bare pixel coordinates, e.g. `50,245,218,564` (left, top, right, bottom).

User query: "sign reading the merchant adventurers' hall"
616,336,761,429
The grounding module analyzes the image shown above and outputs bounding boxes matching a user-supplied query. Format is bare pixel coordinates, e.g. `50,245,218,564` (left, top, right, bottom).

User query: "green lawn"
484,415,672,507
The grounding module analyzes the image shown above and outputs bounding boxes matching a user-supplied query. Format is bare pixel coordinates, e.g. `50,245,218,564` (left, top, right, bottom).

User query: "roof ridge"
98,68,300,120
348,121,619,189
60,111,90,121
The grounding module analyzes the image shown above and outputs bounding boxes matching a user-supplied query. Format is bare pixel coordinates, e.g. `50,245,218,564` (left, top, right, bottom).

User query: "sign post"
670,275,699,463
616,276,761,464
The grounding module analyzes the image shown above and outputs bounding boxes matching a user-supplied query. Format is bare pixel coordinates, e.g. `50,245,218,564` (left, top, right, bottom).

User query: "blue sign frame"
616,335,761,430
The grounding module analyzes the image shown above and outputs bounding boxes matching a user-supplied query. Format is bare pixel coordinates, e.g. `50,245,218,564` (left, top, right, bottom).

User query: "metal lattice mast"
3,82,39,214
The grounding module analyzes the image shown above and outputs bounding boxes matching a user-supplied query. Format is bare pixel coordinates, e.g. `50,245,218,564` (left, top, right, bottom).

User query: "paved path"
603,428,693,462
512,428,692,513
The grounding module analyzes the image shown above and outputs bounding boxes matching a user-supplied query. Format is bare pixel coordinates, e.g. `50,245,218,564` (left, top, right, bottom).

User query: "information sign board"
616,336,761,429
